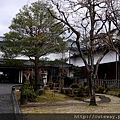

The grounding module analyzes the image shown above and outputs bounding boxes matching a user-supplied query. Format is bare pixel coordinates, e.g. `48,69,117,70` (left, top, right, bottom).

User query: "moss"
36,90,70,103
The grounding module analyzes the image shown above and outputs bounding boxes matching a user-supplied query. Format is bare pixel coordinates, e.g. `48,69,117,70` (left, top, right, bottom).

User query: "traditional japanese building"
0,36,73,84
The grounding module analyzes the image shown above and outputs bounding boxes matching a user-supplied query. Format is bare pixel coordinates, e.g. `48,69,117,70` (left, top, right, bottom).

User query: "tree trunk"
88,0,97,106
34,56,39,91
88,71,97,106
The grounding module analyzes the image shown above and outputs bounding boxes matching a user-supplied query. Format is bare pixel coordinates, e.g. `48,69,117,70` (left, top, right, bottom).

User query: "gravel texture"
21,94,120,113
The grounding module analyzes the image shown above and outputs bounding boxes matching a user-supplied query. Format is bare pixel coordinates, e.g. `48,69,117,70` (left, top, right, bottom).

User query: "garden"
16,81,120,106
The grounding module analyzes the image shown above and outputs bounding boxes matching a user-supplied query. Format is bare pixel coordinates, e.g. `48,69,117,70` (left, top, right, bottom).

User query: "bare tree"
48,0,120,105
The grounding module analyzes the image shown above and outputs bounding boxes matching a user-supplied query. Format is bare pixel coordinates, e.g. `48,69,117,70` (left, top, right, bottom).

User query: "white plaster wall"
0,51,3,58
95,51,118,64
70,51,118,67
70,57,85,67
0,50,70,61
41,52,69,61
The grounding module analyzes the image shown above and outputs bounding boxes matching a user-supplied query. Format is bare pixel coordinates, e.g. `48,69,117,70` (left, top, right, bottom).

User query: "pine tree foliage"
2,1,66,59
1,1,67,90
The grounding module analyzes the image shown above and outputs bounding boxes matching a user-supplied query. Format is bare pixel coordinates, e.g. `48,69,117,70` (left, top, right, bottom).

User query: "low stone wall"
11,85,23,120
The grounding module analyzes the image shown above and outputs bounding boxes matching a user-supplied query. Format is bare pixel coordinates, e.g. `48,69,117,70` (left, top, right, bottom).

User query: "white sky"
0,0,38,36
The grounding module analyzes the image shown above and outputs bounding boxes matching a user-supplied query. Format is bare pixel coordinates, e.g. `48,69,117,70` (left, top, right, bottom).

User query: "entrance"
0,69,19,83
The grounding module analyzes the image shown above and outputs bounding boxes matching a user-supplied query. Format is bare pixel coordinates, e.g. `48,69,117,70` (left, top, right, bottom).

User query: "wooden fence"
74,79,120,88
95,79,120,88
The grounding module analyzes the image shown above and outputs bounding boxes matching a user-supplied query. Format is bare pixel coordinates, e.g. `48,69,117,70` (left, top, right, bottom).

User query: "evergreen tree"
2,1,66,90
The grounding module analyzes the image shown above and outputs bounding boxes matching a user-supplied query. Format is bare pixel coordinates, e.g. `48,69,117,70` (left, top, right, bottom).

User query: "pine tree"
2,1,66,90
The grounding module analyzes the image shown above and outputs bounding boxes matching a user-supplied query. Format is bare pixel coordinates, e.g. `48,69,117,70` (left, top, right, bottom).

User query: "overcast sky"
0,0,38,36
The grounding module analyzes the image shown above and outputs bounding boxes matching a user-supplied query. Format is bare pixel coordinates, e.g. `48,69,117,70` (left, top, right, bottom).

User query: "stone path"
0,84,15,113
0,84,22,120
0,84,15,120
0,94,13,113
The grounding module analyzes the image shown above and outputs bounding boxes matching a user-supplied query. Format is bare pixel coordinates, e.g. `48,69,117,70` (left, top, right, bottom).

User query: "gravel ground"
21,94,120,113
0,84,16,120
0,84,15,113
0,94,13,113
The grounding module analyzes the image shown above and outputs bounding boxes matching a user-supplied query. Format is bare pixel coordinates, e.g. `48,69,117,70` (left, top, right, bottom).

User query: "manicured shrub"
95,86,105,93
76,85,85,97
103,88,110,94
37,88,45,95
25,89,37,102
107,90,120,97
70,83,79,89
20,84,37,102
63,88,72,95
46,82,54,89
95,85,110,94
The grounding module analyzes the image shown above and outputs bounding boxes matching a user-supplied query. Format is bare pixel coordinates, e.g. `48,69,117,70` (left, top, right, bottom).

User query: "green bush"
70,83,79,89
69,83,89,97
63,88,72,95
76,85,85,97
107,91,120,97
95,86,105,93
95,85,110,94
21,84,37,102
37,89,45,96
103,88,110,94
70,85,87,97
46,82,54,89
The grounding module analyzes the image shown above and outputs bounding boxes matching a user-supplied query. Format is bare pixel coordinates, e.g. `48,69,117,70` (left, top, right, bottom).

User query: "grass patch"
107,91,120,97
85,105,99,108
36,90,71,103
17,89,83,104
106,88,120,97
109,88,120,92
